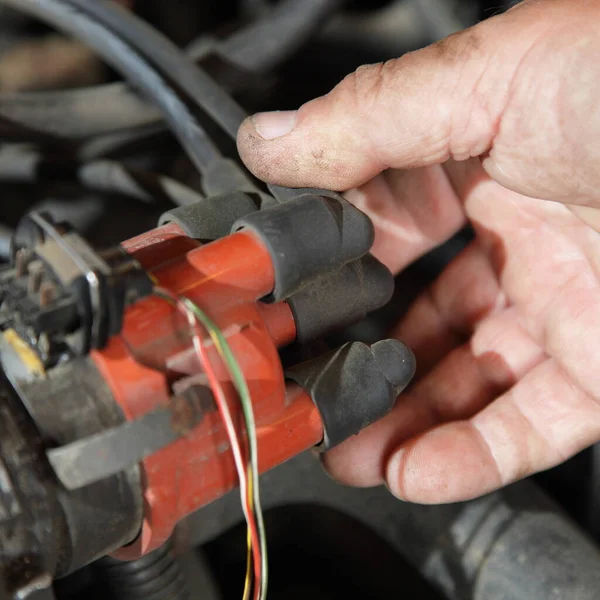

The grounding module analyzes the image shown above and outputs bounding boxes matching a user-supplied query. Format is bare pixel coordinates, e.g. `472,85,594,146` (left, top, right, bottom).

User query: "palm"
236,0,600,503
325,158,600,504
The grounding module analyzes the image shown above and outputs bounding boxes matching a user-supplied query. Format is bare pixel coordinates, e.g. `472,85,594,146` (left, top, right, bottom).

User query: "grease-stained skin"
237,0,600,505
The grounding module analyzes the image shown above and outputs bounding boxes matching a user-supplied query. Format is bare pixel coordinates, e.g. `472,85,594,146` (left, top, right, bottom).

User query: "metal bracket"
46,384,214,490
1,211,153,363
26,212,107,349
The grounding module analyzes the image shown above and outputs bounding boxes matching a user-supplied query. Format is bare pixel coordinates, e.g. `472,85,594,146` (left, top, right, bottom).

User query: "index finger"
345,165,465,273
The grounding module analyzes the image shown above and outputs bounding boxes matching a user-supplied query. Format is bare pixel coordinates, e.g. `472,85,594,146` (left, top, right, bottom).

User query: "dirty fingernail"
252,110,297,140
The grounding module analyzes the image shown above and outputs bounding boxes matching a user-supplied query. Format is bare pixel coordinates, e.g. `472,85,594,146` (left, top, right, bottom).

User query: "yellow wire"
242,465,254,600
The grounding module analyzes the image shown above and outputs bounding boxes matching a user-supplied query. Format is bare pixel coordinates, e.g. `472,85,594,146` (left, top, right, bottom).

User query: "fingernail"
385,449,406,500
252,110,297,140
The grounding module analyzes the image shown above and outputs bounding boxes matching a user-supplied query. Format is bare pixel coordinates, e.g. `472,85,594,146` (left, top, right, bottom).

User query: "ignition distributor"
0,191,415,598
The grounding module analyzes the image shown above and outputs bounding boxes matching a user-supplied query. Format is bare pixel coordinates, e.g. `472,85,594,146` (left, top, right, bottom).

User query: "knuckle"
344,58,401,112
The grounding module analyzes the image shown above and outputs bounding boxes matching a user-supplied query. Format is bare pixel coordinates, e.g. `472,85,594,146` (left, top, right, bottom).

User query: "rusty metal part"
38,280,55,307
3,212,153,365
46,388,209,491
1,356,143,577
0,372,62,600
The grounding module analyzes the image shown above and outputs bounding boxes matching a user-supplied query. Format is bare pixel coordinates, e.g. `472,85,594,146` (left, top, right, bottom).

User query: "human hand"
237,0,600,503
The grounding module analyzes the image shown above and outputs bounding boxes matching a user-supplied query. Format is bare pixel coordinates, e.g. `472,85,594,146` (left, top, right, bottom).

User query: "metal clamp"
27,212,107,349
47,383,214,490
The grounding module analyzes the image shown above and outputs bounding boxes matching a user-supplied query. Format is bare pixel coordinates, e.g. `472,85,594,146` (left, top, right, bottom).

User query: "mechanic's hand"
237,0,600,504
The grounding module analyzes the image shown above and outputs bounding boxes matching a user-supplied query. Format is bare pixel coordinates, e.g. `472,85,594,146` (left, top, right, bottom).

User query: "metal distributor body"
0,358,143,598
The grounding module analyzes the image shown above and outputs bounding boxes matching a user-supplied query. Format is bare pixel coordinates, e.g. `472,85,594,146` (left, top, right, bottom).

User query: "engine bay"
1,2,599,600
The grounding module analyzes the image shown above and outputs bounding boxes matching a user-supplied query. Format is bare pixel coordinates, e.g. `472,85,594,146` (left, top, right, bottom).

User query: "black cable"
0,0,313,203
0,0,342,140
63,0,247,142
0,0,221,176
66,0,344,137
0,149,205,206
49,0,279,199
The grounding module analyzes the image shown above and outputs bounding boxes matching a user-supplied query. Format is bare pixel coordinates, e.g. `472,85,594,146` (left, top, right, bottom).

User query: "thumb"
237,0,600,201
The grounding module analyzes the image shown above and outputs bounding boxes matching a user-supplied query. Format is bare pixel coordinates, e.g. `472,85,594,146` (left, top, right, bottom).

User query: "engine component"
1,211,153,361
233,193,375,301
96,540,191,600
287,339,415,450
0,188,414,596
0,3,413,597
0,357,143,595
0,149,206,208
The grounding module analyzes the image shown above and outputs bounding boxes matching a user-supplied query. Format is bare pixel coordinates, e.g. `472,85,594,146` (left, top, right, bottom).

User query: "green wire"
181,298,269,600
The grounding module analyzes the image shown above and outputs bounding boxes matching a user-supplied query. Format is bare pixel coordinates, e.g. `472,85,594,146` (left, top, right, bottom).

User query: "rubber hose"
98,542,191,600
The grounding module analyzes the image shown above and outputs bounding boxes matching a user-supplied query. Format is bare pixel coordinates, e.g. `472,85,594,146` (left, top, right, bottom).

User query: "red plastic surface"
91,224,322,558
